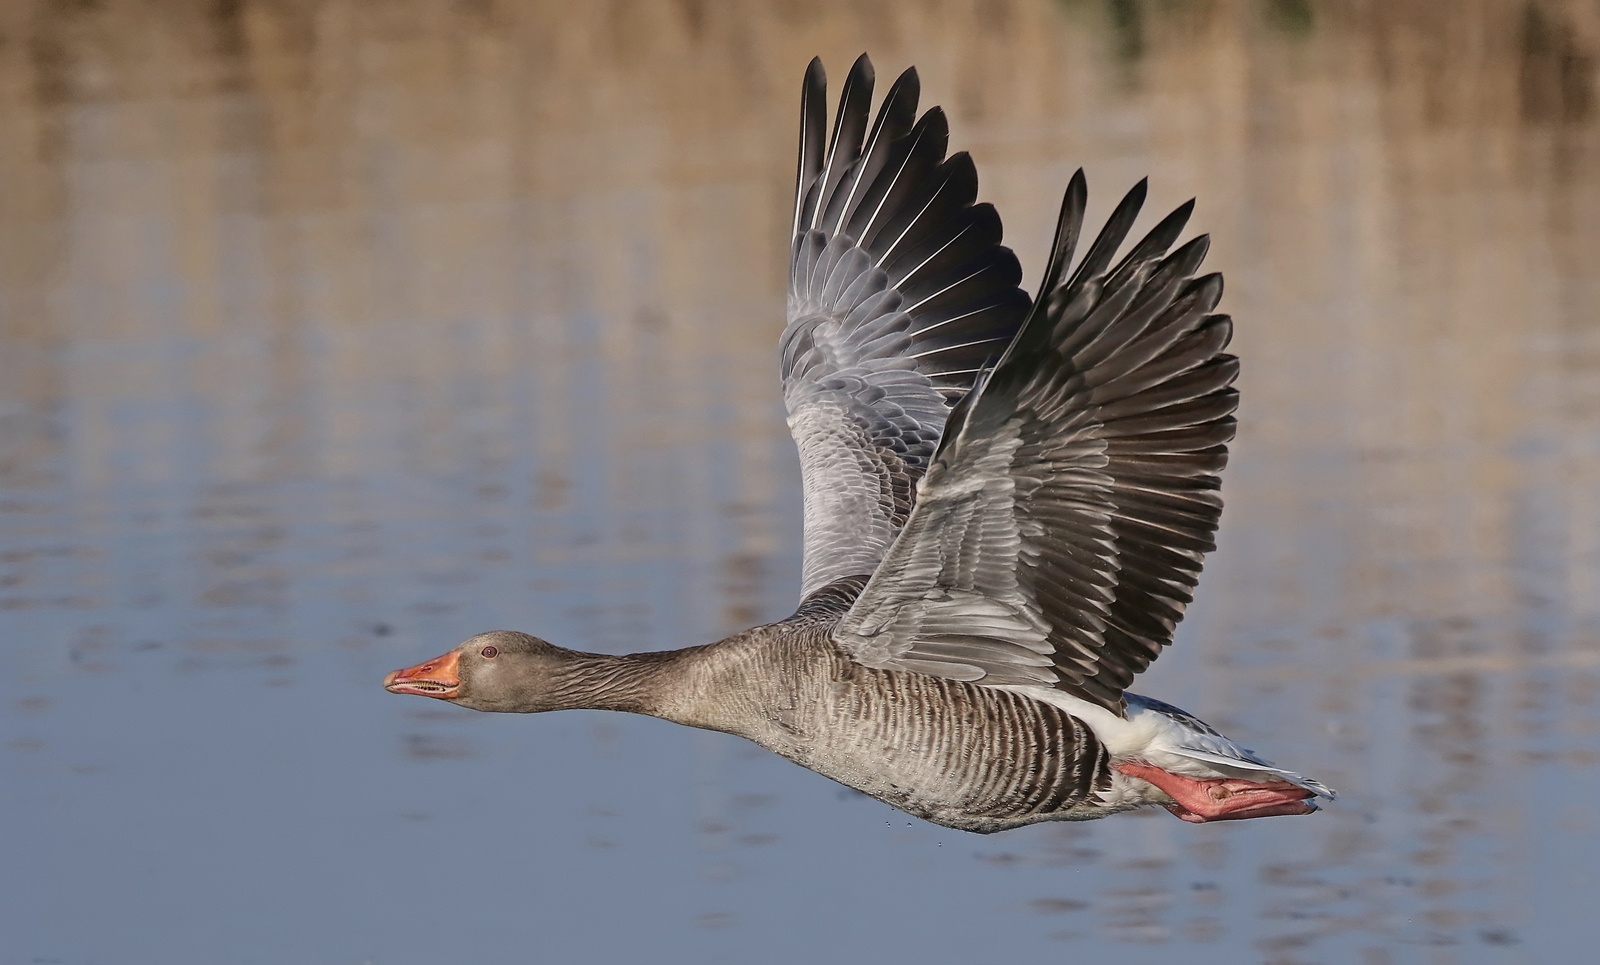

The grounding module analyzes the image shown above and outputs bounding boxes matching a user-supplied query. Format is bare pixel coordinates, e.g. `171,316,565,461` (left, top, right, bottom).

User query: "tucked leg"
1115,761,1318,823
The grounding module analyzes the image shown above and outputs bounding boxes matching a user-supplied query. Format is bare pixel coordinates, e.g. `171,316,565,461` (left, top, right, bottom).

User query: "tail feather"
1005,685,1338,802
1126,693,1337,800
1160,747,1337,799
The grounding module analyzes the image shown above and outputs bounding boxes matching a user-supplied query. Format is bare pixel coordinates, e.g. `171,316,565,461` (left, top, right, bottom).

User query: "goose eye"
480,645,499,658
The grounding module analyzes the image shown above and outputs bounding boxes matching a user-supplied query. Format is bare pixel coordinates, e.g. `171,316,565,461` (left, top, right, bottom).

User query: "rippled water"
3,1,1599,962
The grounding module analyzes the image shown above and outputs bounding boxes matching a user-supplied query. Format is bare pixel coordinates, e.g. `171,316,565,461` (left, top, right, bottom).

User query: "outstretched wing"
832,172,1237,716
784,55,1031,603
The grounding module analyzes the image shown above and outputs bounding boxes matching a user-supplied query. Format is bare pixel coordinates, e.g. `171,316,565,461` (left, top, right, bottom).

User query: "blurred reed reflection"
2,1,1598,963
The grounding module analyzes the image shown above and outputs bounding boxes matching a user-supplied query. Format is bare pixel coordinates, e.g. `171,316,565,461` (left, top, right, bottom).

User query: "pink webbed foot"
1115,761,1319,823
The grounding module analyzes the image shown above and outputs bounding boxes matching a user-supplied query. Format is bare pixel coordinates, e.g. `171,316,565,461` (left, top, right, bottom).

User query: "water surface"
3,1,1599,962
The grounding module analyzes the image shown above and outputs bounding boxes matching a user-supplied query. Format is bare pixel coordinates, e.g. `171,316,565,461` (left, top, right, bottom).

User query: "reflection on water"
2,0,1598,962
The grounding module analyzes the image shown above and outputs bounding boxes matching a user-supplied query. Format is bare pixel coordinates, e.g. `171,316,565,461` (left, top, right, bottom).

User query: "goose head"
383,630,576,713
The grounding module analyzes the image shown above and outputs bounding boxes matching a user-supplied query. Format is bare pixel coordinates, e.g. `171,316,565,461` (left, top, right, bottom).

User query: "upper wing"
783,55,1030,603
832,171,1238,716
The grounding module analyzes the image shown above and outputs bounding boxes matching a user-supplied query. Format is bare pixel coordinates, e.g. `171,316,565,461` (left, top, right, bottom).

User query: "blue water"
4,2,1599,962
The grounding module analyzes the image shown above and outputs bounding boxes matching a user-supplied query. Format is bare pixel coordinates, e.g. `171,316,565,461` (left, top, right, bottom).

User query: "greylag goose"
385,55,1334,831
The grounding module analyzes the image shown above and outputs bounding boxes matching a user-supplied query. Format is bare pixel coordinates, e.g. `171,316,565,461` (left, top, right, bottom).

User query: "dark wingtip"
1036,170,1089,303
802,55,827,104
802,56,826,102
1062,176,1150,293
849,52,875,86
886,64,921,112
795,58,830,238
1175,197,1196,220
1161,197,1196,245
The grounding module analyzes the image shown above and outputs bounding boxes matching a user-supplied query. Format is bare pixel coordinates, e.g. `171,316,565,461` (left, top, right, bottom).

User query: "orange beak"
383,649,462,699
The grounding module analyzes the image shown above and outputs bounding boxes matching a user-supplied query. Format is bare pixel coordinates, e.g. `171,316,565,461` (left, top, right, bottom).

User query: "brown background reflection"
1,2,1597,962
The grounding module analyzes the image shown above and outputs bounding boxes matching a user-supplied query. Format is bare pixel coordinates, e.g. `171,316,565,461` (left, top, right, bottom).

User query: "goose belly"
773,667,1122,833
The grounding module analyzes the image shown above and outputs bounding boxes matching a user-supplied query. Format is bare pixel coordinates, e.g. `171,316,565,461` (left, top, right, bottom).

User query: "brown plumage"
396,628,1121,833
383,54,1333,832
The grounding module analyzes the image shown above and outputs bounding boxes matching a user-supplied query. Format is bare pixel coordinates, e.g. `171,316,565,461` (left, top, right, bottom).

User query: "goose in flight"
385,55,1333,830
